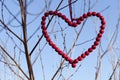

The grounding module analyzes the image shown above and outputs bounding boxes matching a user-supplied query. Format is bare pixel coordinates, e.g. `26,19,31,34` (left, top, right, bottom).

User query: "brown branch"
6,32,25,53
67,64,81,80
0,53,24,80
0,45,29,79
39,49,46,80
51,61,64,80
75,37,95,46
19,0,34,80
95,45,102,80
109,58,120,80
58,0,78,11
101,12,120,58
32,42,47,65
0,19,23,43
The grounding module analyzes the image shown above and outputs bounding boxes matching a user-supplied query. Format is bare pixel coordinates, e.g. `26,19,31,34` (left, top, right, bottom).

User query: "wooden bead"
85,51,90,56
78,56,82,61
92,12,96,16
87,12,92,16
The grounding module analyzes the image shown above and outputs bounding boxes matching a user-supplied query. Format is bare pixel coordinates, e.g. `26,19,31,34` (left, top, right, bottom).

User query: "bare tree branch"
0,20,23,42
19,0,34,79
0,45,29,79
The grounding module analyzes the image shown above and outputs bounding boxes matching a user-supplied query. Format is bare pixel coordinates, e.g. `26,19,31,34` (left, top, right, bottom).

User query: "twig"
0,20,23,43
58,0,78,11
67,64,81,80
0,45,29,79
109,58,120,80
29,0,64,56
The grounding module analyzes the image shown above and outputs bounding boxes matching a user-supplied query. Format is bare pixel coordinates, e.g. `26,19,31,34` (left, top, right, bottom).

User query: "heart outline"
41,11,106,68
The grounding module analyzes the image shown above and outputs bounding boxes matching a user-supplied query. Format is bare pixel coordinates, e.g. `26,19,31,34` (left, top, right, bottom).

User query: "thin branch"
67,64,81,80
0,0,22,25
32,42,47,65
0,45,29,79
0,20,23,43
0,53,24,80
95,45,102,80
75,37,95,46
58,0,78,11
1,0,5,22
51,61,64,80
39,49,46,80
109,58,120,80
29,0,64,56
6,32,24,53
101,12,120,58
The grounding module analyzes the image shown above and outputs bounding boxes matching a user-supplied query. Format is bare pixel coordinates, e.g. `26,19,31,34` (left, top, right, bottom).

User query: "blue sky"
0,0,120,80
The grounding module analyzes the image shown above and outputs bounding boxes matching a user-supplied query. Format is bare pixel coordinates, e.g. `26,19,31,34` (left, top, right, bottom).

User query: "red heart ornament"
41,11,106,68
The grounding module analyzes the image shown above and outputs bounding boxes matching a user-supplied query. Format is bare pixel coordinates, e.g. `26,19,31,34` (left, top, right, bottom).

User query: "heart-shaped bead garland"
41,11,106,68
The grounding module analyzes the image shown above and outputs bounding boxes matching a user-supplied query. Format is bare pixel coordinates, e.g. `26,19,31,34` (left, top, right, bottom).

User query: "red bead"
45,33,49,38
46,37,51,42
72,22,78,27
81,54,86,58
92,12,96,16
78,56,82,61
49,40,54,46
96,13,101,17
77,20,81,24
61,15,66,19
101,25,105,29
42,16,46,21
98,33,102,37
87,12,92,16
62,54,67,59
42,30,47,34
83,13,88,18
92,45,96,49
100,16,104,20
58,13,62,17
101,20,106,25
69,59,73,64
100,29,104,34
79,16,84,21
41,21,46,25
73,59,79,63
85,51,90,56
53,11,58,15
41,26,46,30
49,11,54,15
68,21,73,26
88,48,93,52
59,51,64,55
72,63,76,68
55,47,61,53
66,57,70,61
94,41,99,46
44,12,49,17
96,37,101,41
51,43,56,49
65,18,69,23
57,51,62,55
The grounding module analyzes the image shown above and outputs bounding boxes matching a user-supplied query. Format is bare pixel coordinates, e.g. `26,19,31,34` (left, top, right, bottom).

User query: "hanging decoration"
41,10,106,68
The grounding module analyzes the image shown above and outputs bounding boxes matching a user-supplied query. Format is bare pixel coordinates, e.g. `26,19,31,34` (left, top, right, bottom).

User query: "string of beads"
41,11,106,68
